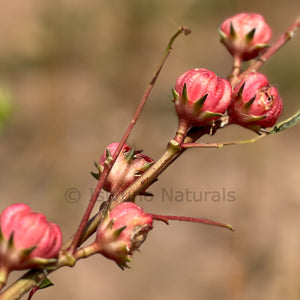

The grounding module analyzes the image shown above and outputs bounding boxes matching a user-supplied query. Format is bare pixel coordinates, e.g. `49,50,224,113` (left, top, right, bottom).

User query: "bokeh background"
0,0,299,299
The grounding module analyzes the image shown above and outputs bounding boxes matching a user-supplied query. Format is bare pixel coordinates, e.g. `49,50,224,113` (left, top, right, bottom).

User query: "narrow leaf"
271,111,300,134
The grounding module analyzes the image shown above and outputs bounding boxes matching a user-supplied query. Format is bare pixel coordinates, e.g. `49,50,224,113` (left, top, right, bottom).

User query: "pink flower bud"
0,203,62,276
228,72,283,130
95,202,153,268
98,143,154,196
173,68,232,127
219,13,272,61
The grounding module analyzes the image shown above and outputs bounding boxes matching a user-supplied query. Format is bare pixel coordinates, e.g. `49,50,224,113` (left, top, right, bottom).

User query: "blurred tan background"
0,0,300,299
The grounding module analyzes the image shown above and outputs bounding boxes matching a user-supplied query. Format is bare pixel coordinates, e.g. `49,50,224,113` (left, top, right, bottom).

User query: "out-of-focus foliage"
0,88,13,134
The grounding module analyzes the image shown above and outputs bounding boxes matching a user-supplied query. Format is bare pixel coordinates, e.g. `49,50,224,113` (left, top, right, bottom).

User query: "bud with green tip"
219,13,272,61
173,68,232,128
0,203,62,288
228,72,283,130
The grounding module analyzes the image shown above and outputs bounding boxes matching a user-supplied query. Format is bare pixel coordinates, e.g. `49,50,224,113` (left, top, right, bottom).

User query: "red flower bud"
98,143,154,196
173,68,232,127
0,203,62,287
95,202,153,268
228,72,283,130
219,13,272,61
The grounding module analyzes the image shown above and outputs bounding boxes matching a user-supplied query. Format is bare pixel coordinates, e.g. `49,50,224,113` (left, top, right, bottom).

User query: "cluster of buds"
0,203,62,287
93,143,155,197
173,13,283,132
1,11,297,298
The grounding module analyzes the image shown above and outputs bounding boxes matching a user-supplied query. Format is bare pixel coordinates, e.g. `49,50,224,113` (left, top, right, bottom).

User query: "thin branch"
151,214,234,231
181,133,267,149
68,26,191,253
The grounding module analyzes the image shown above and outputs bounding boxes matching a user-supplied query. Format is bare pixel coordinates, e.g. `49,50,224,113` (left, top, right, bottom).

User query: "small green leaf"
271,111,300,134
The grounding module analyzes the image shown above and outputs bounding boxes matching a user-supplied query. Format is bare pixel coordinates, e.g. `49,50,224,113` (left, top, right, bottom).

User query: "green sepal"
230,22,237,39
182,83,189,103
114,226,127,237
218,26,227,42
105,149,113,165
251,115,266,121
0,228,4,242
252,43,270,51
22,246,36,256
94,161,103,172
38,278,54,289
193,94,208,113
135,161,155,176
102,202,112,219
117,261,130,270
30,257,58,266
8,232,14,248
203,111,223,118
271,111,300,134
245,28,256,43
245,115,267,126
237,82,245,99
107,219,115,229
172,88,180,102
243,96,256,110
91,171,100,180
125,148,135,162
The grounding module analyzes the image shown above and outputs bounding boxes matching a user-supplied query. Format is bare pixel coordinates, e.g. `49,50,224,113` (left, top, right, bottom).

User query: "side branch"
238,15,300,83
